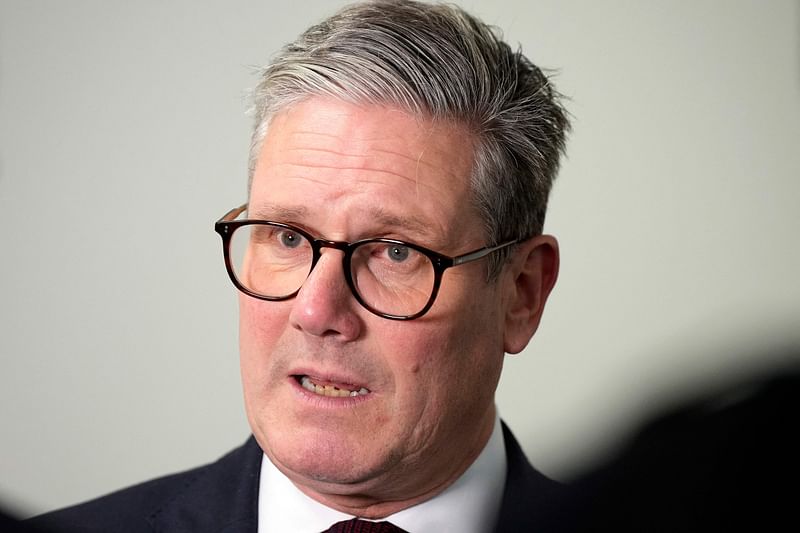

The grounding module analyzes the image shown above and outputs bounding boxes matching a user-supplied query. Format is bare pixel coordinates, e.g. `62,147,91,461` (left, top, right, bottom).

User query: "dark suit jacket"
27,423,562,533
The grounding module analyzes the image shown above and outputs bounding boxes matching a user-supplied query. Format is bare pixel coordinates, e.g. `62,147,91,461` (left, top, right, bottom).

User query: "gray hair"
249,0,570,278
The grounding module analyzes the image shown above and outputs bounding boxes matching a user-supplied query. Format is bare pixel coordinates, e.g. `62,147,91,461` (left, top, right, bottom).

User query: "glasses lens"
350,242,436,316
229,223,313,298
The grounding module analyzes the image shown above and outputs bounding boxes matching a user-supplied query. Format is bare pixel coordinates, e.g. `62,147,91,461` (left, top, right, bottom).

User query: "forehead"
249,97,481,245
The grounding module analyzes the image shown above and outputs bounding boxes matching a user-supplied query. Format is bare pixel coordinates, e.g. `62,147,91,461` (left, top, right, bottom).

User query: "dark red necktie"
322,517,409,533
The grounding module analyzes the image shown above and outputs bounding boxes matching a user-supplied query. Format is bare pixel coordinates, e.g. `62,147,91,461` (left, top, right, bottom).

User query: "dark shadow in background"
549,349,799,531
1,506,44,532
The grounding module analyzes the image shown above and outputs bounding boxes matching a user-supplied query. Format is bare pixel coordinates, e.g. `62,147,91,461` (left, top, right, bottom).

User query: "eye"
387,245,410,262
278,230,303,248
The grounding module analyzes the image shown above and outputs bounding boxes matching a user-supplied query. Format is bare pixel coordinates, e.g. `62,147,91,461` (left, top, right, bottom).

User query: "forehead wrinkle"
277,144,423,186
283,144,444,177
274,161,430,189
283,146,373,160
288,129,343,141
277,121,466,197
370,146,457,182
287,145,440,171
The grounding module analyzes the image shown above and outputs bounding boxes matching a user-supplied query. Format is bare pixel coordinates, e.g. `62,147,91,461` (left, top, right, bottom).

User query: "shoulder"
494,422,564,533
27,469,201,533
26,437,261,533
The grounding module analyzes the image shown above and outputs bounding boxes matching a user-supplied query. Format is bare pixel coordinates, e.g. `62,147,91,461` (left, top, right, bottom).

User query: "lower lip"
288,376,373,408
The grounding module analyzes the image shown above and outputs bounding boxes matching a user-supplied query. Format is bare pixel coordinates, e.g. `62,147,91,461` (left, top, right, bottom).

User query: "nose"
288,247,363,340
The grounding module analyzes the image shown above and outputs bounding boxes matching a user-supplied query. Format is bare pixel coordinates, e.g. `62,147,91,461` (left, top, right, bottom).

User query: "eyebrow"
368,207,435,241
250,203,308,221
249,203,438,243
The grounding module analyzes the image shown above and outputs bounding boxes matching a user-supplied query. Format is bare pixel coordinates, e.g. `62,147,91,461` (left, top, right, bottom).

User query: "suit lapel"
494,422,564,533
149,436,262,533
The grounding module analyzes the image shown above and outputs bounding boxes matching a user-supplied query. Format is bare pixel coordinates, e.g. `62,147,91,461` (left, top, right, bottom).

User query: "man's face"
240,97,512,507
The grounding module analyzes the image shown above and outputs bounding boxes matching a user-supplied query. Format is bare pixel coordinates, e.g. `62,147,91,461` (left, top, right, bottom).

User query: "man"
29,1,569,531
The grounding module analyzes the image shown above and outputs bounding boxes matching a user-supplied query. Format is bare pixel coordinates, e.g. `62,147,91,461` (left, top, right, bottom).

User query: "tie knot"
323,517,408,533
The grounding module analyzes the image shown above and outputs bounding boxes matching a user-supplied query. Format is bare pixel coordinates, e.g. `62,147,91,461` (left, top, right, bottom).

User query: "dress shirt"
259,415,507,533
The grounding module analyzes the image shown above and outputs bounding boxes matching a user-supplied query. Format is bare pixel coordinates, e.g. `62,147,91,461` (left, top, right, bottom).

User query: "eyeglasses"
215,204,517,320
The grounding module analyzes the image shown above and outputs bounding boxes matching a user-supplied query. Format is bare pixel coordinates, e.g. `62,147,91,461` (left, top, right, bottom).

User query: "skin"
239,96,559,518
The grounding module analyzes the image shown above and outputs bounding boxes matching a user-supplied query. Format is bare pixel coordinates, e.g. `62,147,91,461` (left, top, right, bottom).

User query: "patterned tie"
322,517,409,533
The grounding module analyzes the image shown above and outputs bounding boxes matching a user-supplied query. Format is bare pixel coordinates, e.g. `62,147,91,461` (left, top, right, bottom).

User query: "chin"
262,424,397,487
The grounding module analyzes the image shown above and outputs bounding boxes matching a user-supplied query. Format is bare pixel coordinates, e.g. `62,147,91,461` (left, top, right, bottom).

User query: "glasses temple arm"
452,239,518,266
217,203,248,224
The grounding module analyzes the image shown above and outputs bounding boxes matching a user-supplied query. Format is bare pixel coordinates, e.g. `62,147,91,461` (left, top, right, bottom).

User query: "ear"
502,235,559,354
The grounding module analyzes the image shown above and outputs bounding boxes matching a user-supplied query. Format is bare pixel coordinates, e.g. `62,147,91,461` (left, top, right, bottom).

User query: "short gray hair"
249,0,570,278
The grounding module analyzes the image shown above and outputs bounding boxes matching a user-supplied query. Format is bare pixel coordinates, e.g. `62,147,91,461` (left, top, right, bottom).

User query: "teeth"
300,376,369,397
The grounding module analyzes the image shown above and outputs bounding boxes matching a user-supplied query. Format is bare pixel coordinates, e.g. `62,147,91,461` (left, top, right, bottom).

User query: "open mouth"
296,375,370,398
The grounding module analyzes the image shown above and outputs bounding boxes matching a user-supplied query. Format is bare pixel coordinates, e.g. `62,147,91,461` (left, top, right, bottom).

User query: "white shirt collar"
258,415,507,533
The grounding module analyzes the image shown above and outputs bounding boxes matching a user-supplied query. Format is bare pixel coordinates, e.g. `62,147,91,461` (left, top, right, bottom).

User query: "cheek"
387,303,503,404
422,289,505,392
386,317,504,450
238,296,288,385
239,295,286,344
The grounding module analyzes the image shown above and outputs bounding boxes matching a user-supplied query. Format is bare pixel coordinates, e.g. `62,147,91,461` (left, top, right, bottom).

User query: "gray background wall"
1,0,798,518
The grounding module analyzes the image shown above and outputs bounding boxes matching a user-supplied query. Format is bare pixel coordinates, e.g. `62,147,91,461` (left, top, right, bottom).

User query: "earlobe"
503,235,559,354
